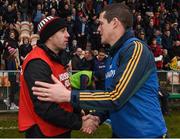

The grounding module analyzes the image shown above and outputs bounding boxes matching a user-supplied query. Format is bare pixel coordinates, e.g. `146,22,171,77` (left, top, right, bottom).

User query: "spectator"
19,36,32,65
3,4,18,24
89,15,101,50
133,13,145,30
32,4,43,33
145,18,156,44
0,0,6,16
82,49,94,70
94,0,104,15
57,0,66,13
0,15,6,38
2,30,20,110
71,8,78,22
70,70,94,90
42,0,50,13
158,87,169,116
66,15,76,47
152,11,160,28
59,4,71,18
48,8,58,17
150,37,163,69
154,28,162,46
162,29,173,58
69,39,78,56
76,16,89,50
93,48,107,89
71,47,84,70
162,49,171,70
3,23,19,41
170,21,179,41
137,30,147,43
172,39,180,58
49,0,58,10
17,0,29,21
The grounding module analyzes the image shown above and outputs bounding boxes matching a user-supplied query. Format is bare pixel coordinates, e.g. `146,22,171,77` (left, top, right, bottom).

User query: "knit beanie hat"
38,16,67,43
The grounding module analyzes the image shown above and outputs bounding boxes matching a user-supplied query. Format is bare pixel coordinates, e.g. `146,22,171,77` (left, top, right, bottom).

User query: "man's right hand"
32,74,71,103
81,114,100,134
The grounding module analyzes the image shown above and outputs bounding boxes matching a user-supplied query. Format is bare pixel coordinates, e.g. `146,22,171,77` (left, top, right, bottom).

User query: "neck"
45,41,59,54
110,27,125,46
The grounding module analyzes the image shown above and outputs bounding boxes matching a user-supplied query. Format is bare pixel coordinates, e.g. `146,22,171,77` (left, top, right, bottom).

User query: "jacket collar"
37,41,65,65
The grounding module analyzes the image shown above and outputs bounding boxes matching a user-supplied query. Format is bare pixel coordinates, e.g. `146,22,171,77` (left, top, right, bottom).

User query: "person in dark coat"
71,47,84,70
3,4,17,24
93,48,107,89
19,36,32,65
161,29,173,59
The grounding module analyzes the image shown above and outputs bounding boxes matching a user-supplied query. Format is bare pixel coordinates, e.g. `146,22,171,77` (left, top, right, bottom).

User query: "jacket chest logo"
105,66,115,79
58,72,70,88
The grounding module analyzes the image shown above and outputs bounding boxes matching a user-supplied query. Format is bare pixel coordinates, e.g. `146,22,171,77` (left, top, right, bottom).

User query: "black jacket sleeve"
24,59,82,130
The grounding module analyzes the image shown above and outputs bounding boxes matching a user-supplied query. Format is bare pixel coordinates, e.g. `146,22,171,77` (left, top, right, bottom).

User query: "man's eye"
61,28,65,32
100,22,103,26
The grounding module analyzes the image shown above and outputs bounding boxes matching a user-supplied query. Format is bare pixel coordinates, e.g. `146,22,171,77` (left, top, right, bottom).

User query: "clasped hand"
81,114,100,134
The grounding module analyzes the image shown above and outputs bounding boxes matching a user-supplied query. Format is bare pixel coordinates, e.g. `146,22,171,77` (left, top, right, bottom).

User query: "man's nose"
97,26,100,32
66,31,70,37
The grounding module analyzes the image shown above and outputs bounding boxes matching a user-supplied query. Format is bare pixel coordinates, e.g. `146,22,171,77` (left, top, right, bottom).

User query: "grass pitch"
0,109,180,138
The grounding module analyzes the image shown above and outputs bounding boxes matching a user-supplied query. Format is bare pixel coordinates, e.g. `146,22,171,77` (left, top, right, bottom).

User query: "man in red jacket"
18,16,99,138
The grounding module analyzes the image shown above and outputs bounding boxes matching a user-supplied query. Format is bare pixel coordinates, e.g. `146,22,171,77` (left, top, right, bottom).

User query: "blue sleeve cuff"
70,90,80,109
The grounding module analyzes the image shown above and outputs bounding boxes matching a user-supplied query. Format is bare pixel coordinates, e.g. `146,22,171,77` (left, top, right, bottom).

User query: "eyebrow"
98,20,103,24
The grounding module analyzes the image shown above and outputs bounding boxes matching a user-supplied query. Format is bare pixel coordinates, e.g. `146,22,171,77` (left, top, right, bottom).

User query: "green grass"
165,109,180,137
0,110,180,138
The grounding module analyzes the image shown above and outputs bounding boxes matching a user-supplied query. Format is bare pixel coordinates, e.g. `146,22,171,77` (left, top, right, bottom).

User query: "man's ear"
112,17,120,28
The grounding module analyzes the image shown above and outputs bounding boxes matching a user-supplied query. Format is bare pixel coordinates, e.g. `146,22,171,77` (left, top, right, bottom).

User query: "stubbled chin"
64,42,68,45
101,39,105,44
62,46,67,49
58,45,66,50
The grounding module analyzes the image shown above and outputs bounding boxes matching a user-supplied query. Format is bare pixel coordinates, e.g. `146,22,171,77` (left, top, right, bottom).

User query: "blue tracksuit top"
71,29,167,137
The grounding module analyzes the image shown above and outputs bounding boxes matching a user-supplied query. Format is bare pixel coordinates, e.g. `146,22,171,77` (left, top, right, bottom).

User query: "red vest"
18,46,73,137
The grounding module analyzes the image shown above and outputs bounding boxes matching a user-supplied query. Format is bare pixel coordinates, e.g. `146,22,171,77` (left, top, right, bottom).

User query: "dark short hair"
101,3,133,29
98,48,106,54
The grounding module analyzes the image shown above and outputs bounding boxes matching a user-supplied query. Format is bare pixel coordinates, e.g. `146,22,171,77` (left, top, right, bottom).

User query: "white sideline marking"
0,126,18,130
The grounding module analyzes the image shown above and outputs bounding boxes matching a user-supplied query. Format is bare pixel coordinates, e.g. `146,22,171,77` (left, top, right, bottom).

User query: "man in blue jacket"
32,3,167,138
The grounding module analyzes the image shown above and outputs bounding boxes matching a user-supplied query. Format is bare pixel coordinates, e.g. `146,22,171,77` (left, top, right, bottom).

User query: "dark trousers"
9,74,19,105
25,125,71,138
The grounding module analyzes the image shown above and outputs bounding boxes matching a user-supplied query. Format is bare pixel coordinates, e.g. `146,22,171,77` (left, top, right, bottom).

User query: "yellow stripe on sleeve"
112,41,143,100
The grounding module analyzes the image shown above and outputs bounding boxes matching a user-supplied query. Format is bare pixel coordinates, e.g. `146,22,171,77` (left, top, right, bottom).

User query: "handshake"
81,114,100,134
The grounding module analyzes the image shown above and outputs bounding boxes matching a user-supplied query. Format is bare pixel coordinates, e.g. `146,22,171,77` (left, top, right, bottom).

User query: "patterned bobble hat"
38,16,67,43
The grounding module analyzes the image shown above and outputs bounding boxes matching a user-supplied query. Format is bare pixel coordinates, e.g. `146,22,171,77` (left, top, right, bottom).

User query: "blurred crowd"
0,0,179,71
0,0,179,109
